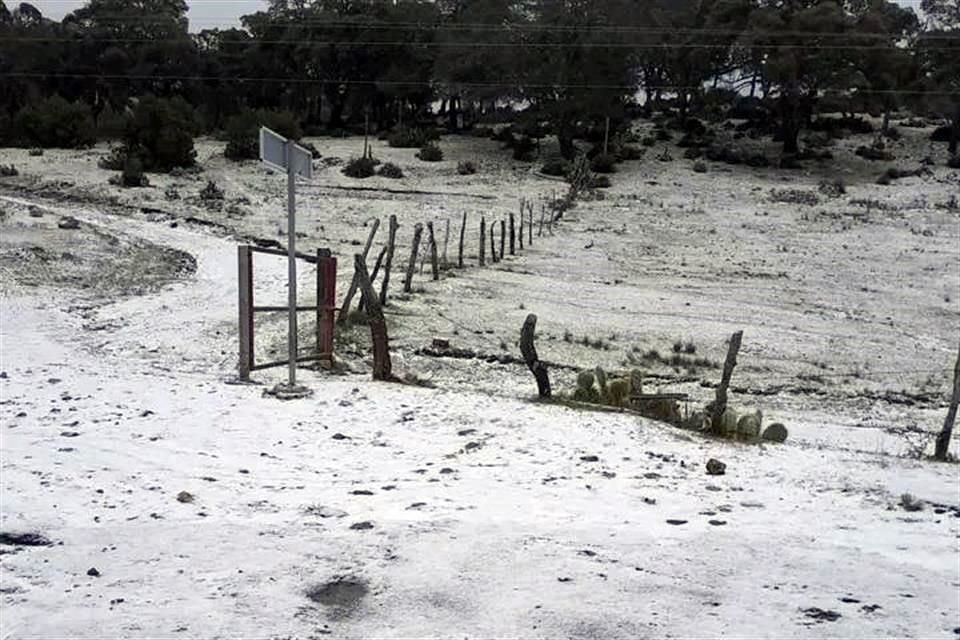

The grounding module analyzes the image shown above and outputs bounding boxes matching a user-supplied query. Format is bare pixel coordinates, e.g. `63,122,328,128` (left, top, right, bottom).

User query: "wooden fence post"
442,218,450,268
518,206,524,251
538,207,545,237
499,219,506,259
709,331,744,435
934,343,960,461
479,216,486,266
427,221,440,281
490,221,498,263
378,214,398,306
238,245,253,381
360,245,387,313
404,222,423,293
509,213,516,255
520,313,551,398
317,249,336,361
458,211,467,268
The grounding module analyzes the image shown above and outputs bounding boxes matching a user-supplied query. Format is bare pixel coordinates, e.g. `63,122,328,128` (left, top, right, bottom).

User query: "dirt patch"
305,577,369,619
0,532,54,547
0,199,196,298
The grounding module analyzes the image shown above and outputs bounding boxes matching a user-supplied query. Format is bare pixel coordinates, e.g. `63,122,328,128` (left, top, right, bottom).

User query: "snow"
1,123,959,637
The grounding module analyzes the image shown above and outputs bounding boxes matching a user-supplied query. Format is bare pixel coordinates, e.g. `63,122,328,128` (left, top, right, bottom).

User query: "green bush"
617,145,644,161
541,160,569,177
124,96,198,171
416,143,444,162
512,135,537,161
224,109,302,161
387,127,438,149
200,180,225,200
377,162,404,178
590,153,617,174
121,156,149,187
98,146,128,170
13,96,96,149
457,161,477,175
589,175,612,189
0,164,18,177
948,155,960,169
343,156,378,178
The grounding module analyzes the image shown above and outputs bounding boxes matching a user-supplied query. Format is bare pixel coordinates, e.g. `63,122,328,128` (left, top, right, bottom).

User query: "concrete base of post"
264,382,313,400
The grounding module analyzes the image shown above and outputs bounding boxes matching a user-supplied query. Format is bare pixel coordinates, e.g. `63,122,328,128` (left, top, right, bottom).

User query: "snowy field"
1,123,959,638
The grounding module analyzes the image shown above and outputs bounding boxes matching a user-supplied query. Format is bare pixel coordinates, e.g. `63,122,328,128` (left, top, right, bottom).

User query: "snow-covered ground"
1,123,959,638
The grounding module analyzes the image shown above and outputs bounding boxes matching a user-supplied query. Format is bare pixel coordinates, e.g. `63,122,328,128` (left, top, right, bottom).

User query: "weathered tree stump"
403,223,423,293
509,213,516,255
490,220,498,263
520,313,551,398
518,206,524,250
458,211,467,268
499,219,506,259
479,216,486,266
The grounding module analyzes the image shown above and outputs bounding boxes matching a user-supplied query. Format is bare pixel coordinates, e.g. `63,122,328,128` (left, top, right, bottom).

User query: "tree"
919,0,960,154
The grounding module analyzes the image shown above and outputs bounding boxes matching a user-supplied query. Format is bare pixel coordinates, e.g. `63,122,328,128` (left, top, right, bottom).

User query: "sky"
31,0,269,29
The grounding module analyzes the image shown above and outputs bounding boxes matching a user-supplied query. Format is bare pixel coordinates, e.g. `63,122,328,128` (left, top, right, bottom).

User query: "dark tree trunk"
557,115,576,161
780,94,800,155
353,254,397,383
520,314,551,398
934,343,960,461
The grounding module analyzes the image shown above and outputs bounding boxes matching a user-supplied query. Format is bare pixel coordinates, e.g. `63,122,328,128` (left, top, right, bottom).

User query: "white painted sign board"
259,127,313,179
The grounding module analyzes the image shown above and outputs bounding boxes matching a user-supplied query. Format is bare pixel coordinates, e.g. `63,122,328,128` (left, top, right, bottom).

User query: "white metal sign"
259,127,313,179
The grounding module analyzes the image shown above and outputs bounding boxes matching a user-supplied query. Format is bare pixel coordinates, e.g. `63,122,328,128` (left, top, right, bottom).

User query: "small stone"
580,455,599,462
238,469,250,475
439,467,455,474
60,431,80,438
350,490,374,495
708,519,727,526
87,567,100,577
349,521,374,530
705,458,726,476
58,216,81,230
761,423,788,443
176,491,194,504
666,519,688,526
457,429,477,436
331,433,350,440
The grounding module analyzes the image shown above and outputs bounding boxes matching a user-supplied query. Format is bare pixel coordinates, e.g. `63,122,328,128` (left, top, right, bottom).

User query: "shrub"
125,96,198,171
745,152,770,168
98,146,128,171
931,125,952,142
164,185,180,200
200,180,224,200
387,127,438,149
377,162,404,178
855,145,894,161
617,145,644,161
684,147,703,160
641,136,656,147
224,109,301,161
512,136,537,161
818,179,846,197
655,128,672,141
769,188,819,206
810,116,874,135
692,161,707,173
590,153,617,173
541,160,569,177
589,175,611,189
416,143,444,162
0,164,18,177
13,96,96,149
948,155,960,169
343,156,378,178
883,126,902,141
457,161,477,175
28,148,43,157
121,155,149,188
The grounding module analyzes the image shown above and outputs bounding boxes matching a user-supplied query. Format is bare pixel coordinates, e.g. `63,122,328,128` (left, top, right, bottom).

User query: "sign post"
260,127,313,397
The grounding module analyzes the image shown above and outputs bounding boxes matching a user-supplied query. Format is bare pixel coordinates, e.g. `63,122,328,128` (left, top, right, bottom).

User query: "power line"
3,72,958,95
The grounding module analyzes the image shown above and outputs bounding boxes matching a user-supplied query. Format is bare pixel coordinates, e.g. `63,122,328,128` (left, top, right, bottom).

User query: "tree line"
0,0,957,161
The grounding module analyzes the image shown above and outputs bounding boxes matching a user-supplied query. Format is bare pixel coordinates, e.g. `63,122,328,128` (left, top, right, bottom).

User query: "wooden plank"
238,245,254,381
249,245,318,264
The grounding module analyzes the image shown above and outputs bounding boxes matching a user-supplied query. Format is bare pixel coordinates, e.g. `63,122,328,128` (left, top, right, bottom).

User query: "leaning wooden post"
709,330,744,435
427,220,440,281
338,219,381,324
238,245,254,381
490,221,498,263
538,207,545,237
354,253,396,382
458,211,467,268
403,223,423,293
359,245,387,314
442,218,450,268
378,214,398,306
520,313,551,398
509,213,516,255
934,343,960,461
479,216,486,266
499,219,506,259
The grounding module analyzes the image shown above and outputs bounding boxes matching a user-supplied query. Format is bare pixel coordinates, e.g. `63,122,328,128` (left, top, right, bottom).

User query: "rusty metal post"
238,245,254,381
317,249,336,361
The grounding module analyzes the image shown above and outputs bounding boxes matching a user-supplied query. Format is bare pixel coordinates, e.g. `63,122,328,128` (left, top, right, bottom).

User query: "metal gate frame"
237,245,337,381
